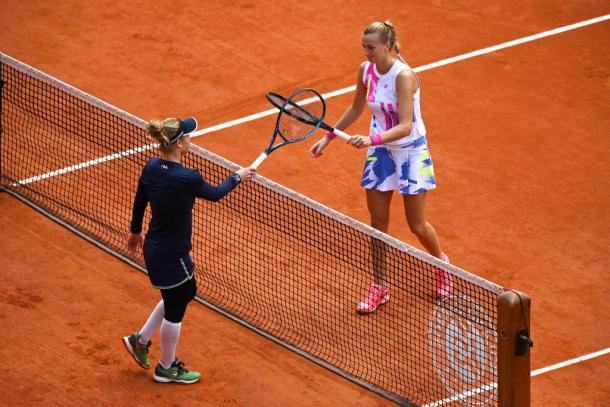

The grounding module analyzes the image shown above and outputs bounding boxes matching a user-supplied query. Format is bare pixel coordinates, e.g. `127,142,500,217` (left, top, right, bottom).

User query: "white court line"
186,14,610,139
16,14,610,184
422,347,610,407
14,145,155,186
531,347,610,376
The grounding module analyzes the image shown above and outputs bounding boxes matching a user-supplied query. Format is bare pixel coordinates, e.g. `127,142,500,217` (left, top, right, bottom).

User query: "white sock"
159,318,181,368
138,300,164,344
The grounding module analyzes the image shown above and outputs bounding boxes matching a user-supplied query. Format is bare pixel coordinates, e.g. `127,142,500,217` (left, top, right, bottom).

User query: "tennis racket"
266,90,352,141
251,88,326,169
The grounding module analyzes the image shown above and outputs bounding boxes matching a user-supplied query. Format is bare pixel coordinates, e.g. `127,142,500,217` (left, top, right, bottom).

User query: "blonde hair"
363,20,404,62
146,118,180,152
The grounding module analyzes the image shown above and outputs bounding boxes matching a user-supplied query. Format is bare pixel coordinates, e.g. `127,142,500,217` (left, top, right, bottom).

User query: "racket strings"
271,89,325,142
278,112,317,141
268,91,324,125
284,97,323,124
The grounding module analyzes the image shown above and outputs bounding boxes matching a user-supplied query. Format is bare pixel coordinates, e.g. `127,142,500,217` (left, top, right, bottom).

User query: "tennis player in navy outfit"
122,117,255,384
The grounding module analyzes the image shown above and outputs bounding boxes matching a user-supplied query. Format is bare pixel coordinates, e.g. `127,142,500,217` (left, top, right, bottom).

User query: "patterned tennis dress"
360,59,437,195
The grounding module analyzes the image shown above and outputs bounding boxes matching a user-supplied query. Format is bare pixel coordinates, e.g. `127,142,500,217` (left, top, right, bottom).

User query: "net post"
497,290,532,406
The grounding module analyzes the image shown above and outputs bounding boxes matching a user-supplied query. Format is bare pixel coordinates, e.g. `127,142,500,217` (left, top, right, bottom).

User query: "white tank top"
362,59,426,146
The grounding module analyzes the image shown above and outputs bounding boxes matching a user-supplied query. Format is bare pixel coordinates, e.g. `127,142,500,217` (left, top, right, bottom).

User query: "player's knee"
371,216,389,231
409,222,428,237
163,298,190,323
164,307,185,323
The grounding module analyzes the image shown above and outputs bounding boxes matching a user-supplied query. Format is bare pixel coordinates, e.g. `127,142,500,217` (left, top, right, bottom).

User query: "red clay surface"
1,1,609,406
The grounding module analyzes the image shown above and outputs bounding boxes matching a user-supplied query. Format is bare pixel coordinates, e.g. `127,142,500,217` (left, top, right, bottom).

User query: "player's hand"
309,136,331,158
348,135,371,149
237,167,256,182
127,233,143,254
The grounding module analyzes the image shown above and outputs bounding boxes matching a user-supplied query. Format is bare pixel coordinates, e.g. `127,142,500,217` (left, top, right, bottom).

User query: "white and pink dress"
360,59,437,195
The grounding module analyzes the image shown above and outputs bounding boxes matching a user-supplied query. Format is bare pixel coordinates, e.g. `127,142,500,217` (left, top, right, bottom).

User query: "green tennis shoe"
153,359,200,384
122,333,151,369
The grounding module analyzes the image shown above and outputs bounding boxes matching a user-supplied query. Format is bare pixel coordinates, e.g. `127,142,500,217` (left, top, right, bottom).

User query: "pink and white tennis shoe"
435,253,454,299
357,283,390,314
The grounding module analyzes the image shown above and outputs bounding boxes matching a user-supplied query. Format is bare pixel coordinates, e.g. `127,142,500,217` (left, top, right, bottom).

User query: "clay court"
1,1,609,406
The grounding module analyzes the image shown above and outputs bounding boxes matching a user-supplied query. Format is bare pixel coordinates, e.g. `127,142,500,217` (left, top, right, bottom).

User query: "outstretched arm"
192,167,256,202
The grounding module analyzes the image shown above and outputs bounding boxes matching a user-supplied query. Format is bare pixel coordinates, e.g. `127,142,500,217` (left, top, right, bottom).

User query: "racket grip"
331,129,352,141
251,152,268,169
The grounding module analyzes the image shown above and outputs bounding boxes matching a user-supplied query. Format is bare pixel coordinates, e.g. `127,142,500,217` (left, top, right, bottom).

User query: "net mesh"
0,53,505,406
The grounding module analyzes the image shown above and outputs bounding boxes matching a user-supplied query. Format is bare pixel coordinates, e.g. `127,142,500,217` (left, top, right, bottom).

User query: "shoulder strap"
362,61,373,85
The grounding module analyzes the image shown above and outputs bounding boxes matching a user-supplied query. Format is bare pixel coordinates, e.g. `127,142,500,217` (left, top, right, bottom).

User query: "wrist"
370,133,383,146
325,130,336,141
231,172,242,184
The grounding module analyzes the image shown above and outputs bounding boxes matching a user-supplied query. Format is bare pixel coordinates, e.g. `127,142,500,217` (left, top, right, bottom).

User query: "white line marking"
422,347,610,407
187,14,610,140
423,383,498,407
531,347,610,376
414,14,610,74
15,144,156,185
191,108,278,137
15,14,610,185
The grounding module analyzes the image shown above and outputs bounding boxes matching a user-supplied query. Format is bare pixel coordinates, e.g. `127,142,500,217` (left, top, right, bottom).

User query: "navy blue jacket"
130,157,240,257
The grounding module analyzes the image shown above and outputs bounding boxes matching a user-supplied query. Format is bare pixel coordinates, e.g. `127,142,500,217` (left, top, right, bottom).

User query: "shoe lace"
174,359,189,374
137,339,152,353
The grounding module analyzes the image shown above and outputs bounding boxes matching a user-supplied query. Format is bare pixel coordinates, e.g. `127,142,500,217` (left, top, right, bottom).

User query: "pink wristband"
370,133,383,146
325,130,336,140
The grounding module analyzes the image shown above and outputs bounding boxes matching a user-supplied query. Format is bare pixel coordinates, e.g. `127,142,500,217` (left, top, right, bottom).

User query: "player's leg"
367,189,393,282
139,300,165,342
402,192,452,297
122,300,164,368
402,192,443,257
357,189,393,314
154,276,200,384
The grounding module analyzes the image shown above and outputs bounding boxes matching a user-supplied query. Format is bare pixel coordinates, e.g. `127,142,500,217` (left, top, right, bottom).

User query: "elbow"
399,123,412,137
210,190,232,202
385,124,412,143
352,104,364,117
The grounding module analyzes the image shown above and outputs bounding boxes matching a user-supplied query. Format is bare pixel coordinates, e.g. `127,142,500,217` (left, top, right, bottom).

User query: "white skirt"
360,136,437,195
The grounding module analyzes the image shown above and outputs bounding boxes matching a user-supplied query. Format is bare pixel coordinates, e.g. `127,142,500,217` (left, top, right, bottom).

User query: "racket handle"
331,129,352,141
251,152,268,169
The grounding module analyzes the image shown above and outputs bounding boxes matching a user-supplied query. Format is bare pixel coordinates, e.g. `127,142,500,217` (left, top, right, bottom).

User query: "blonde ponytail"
146,118,180,152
